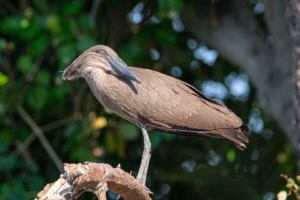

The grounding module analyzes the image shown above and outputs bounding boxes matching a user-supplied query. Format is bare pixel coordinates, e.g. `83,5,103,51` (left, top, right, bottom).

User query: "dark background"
0,0,296,199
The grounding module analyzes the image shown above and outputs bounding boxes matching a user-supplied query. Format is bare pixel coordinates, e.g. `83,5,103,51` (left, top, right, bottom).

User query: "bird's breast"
87,72,140,124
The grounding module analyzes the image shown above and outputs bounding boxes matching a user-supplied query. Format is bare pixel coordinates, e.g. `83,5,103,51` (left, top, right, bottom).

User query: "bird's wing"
131,68,241,130
129,68,249,148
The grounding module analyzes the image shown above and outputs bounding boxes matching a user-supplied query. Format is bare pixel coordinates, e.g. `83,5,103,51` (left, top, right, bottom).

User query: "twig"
280,174,300,199
12,135,36,156
12,118,69,156
35,162,152,200
15,103,63,173
40,118,70,132
90,0,102,20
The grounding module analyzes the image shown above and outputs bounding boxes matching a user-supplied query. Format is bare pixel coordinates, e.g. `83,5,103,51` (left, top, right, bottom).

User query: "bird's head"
61,45,141,84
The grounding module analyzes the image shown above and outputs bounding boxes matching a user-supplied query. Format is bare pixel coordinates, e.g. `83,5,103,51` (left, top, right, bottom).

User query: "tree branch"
35,162,152,200
15,103,64,173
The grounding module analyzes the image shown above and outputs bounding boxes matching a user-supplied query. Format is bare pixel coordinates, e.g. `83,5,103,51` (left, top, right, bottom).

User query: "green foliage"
0,0,296,200
121,122,139,141
0,72,9,86
227,149,236,162
17,55,33,74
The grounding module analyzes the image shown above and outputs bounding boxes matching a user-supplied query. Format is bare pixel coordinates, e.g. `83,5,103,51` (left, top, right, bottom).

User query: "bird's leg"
136,123,152,186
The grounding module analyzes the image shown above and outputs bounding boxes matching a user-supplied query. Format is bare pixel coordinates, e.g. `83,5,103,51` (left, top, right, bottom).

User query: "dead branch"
35,162,152,200
16,103,64,173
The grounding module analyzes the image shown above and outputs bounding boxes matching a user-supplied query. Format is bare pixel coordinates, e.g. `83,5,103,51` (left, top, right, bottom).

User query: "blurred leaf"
70,143,94,161
45,15,61,35
8,193,25,200
91,117,107,129
50,85,69,98
17,55,33,74
0,155,21,170
0,17,22,35
149,132,163,149
26,163,40,174
0,183,10,198
75,36,97,52
0,38,6,49
64,122,79,137
14,182,26,196
20,19,29,28
104,108,113,114
58,43,76,67
29,34,48,55
0,72,9,86
20,19,41,40
288,178,295,184
62,0,83,14
155,27,177,45
156,0,183,18
79,14,95,30
26,86,48,110
118,42,143,66
161,132,176,141
227,149,236,162
61,18,77,36
0,140,6,153
36,69,51,86
121,123,139,141
28,175,45,191
105,131,116,154
116,131,126,158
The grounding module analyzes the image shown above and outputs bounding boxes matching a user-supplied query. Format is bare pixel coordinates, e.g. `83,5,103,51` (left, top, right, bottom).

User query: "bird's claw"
144,185,153,194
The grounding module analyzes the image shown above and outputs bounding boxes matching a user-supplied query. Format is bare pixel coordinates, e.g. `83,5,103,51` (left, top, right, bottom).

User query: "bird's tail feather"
219,124,249,150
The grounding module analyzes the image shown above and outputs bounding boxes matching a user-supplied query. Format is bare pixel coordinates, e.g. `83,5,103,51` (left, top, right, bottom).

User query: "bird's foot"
136,177,153,194
143,185,153,194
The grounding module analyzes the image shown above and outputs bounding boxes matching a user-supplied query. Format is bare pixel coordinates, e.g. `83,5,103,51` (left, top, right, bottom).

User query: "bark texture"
35,162,151,200
182,0,295,149
285,0,300,170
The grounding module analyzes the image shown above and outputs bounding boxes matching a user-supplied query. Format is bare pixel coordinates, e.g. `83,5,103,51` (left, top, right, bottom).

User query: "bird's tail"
219,123,249,150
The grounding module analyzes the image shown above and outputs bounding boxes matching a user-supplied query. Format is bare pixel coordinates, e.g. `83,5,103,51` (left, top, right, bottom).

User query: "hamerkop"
62,45,249,186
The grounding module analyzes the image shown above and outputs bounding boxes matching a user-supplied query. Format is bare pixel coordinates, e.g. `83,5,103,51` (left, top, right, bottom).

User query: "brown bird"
62,45,249,187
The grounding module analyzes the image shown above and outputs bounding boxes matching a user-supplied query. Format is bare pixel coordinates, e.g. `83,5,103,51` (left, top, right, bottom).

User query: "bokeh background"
0,0,297,199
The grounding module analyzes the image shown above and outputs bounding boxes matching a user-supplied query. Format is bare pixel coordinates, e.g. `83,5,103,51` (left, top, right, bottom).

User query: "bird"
62,45,249,187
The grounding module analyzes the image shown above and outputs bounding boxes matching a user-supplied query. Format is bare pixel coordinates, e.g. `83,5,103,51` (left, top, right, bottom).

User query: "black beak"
108,56,141,84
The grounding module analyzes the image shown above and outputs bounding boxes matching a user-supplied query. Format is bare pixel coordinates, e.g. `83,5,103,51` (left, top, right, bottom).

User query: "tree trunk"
285,0,300,171
182,0,295,150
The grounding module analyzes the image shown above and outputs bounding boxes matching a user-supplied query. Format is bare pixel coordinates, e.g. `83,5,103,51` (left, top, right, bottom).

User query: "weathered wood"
35,162,151,200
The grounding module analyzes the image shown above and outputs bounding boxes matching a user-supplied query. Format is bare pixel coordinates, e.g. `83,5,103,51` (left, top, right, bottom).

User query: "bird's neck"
82,67,107,103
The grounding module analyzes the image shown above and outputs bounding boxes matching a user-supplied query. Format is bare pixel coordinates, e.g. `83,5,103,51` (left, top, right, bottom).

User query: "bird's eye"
99,50,105,56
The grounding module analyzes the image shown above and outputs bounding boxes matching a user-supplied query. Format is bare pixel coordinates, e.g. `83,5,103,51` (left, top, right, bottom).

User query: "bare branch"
35,162,152,200
12,118,69,157
15,103,64,173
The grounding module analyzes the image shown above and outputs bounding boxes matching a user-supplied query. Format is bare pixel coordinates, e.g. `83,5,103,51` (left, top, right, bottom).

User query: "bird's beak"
61,61,80,80
108,56,141,84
